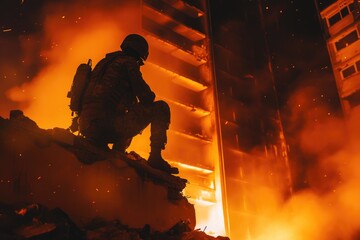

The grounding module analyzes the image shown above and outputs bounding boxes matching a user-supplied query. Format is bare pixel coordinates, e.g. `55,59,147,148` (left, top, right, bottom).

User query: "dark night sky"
260,0,341,113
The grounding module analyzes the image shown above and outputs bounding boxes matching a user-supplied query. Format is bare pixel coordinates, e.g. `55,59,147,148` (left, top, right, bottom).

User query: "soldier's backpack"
66,55,120,132
67,59,92,115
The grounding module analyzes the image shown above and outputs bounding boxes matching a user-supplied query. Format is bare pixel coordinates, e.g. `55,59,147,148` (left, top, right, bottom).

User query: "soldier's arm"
125,58,155,104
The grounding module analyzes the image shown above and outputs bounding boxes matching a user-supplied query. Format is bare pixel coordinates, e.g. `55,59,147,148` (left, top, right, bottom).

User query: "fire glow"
2,1,360,239
3,0,226,236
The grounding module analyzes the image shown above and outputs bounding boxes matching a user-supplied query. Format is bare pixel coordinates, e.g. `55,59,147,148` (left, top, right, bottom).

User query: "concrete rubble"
0,110,230,240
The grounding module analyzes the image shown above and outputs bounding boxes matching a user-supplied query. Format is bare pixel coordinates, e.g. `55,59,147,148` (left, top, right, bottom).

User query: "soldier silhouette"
78,34,178,174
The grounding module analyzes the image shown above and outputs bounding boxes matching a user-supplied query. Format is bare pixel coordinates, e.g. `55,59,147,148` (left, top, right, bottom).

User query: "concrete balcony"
328,14,355,37
340,72,360,97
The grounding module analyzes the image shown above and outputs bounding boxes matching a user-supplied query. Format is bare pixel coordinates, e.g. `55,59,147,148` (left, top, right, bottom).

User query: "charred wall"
208,1,292,239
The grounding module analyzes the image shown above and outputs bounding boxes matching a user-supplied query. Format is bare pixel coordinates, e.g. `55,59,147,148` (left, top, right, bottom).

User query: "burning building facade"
0,0,295,239
138,1,292,239
320,0,360,116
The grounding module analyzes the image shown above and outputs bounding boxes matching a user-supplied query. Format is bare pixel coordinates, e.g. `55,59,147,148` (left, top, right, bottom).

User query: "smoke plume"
252,85,360,240
3,0,141,128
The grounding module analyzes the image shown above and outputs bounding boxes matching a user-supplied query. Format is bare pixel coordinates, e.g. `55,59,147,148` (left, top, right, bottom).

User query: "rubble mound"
0,110,231,239
0,110,199,235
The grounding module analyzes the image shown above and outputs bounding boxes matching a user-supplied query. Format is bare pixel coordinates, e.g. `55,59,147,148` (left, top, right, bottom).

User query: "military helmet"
121,34,149,63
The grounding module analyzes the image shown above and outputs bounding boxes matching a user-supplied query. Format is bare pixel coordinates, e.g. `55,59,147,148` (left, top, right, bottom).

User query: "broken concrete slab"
0,110,195,232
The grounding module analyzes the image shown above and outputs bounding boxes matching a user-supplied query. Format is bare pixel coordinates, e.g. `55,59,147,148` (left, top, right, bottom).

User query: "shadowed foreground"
0,110,231,239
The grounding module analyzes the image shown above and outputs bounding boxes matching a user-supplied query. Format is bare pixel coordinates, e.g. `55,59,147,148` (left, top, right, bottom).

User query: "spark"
3,29,12,32
16,208,27,216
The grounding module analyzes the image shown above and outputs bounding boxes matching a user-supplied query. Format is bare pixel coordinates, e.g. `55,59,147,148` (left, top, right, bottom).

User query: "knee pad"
153,100,170,122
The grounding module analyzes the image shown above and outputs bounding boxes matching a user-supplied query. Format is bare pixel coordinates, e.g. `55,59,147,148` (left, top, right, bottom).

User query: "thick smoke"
3,0,141,128
251,84,360,239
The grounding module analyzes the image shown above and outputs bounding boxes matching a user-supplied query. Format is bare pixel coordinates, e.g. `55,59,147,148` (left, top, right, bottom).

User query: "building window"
341,59,360,79
328,5,354,26
347,90,360,108
342,65,356,78
340,6,350,18
355,61,360,72
329,12,341,26
335,30,359,51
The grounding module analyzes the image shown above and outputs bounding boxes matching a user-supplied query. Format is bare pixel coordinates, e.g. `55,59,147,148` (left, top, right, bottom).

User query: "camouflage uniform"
79,51,170,153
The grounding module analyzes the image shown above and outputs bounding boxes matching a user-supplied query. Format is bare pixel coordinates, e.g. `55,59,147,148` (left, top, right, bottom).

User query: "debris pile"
0,110,230,239
0,203,229,240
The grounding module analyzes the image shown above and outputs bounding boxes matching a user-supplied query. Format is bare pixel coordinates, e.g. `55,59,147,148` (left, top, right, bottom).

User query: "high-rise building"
132,0,292,238
320,0,360,116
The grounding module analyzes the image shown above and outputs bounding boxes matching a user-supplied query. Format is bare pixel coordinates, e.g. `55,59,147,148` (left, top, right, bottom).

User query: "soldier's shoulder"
122,56,140,71
105,52,136,64
105,51,122,58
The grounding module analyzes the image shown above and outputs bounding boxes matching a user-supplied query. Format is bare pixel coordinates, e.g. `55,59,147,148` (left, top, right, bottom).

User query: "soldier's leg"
149,100,170,150
79,117,111,150
114,101,178,174
113,105,150,152
148,101,178,174
115,101,169,145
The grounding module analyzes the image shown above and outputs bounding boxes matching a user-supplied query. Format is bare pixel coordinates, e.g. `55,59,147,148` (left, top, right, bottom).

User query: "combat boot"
148,151,179,175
